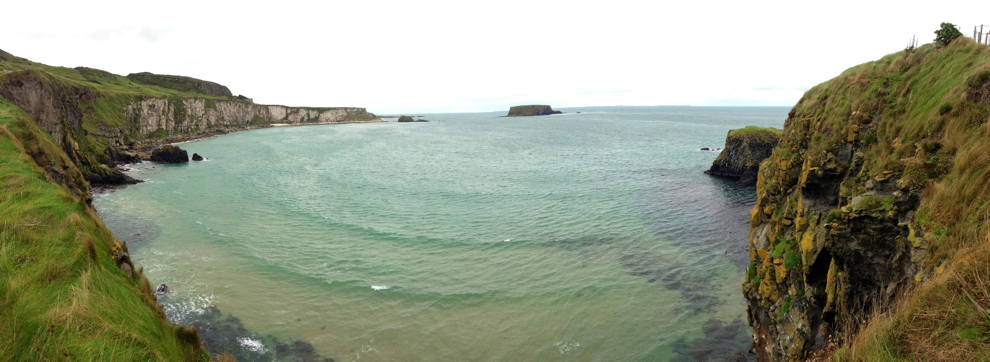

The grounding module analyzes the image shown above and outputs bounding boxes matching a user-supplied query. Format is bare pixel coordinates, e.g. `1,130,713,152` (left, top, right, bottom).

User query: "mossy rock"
705,126,781,185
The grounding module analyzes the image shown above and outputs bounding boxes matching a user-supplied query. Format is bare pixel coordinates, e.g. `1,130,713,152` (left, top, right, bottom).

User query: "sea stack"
506,105,562,117
150,145,190,163
397,115,415,122
704,126,781,185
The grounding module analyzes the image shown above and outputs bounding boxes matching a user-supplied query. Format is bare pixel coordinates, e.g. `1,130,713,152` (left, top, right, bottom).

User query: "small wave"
503,238,512,242
371,285,390,291
237,337,266,354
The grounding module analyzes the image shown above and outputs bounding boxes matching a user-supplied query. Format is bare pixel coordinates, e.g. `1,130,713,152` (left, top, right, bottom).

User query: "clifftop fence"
973,25,990,45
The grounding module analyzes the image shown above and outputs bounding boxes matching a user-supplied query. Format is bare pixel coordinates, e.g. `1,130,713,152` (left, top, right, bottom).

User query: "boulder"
192,153,204,161
704,126,781,185
507,105,562,117
150,145,189,163
397,115,414,122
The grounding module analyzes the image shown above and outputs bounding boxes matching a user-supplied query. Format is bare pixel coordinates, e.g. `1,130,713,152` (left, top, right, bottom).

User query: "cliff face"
0,63,379,184
121,97,376,143
706,126,781,185
744,38,990,360
507,105,562,116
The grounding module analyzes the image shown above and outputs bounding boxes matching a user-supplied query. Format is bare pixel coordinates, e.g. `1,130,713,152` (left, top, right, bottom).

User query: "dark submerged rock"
191,153,204,161
704,126,781,186
180,304,336,362
150,145,189,163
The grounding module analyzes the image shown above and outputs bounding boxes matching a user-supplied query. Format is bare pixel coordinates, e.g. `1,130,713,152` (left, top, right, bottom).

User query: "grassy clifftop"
0,97,207,360
744,37,990,360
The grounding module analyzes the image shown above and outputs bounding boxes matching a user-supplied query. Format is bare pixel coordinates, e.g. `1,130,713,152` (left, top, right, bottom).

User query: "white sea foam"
238,337,266,354
554,338,581,354
371,285,389,291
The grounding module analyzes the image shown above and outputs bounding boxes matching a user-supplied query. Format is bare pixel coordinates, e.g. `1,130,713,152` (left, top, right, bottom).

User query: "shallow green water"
94,106,787,361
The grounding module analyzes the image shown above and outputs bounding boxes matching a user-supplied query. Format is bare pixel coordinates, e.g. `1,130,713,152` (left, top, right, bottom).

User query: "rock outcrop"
705,126,781,185
507,105,562,116
150,145,189,163
397,115,414,122
192,153,203,161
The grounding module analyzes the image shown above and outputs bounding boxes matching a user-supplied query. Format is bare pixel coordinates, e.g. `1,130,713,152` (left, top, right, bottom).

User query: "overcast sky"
2,1,985,114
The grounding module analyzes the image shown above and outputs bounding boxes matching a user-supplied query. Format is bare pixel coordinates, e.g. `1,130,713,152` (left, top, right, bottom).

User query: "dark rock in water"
83,163,141,185
276,343,290,357
506,105,562,117
704,126,781,186
397,115,414,122
700,147,710,151
150,145,189,163
294,340,314,354
155,284,169,295
191,153,204,161
415,119,429,122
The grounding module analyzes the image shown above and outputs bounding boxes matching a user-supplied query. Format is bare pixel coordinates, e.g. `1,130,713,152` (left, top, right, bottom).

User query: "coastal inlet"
95,106,786,361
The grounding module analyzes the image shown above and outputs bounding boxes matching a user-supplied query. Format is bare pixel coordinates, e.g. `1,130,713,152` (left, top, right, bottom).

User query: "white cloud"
1,0,985,113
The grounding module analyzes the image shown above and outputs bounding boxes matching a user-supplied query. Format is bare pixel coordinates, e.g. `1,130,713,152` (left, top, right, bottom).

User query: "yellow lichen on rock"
800,229,815,254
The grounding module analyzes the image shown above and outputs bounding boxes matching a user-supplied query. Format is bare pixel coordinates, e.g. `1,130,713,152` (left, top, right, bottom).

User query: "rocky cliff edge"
745,38,990,360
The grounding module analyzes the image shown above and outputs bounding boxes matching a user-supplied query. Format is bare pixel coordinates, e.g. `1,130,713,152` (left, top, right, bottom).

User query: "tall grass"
0,97,209,361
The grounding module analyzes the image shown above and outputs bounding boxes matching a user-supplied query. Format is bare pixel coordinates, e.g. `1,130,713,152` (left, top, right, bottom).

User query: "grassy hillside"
748,36,990,360
0,97,208,360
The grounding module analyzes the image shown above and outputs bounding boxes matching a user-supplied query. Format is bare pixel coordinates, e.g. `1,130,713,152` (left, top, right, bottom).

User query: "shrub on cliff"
935,22,962,47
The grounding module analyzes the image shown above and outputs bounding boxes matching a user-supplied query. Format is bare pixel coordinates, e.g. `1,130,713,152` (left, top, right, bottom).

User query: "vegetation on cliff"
743,37,990,360
126,72,234,97
0,98,208,360
705,126,781,185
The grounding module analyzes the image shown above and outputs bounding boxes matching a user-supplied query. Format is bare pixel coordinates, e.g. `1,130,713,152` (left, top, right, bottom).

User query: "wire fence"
973,25,990,45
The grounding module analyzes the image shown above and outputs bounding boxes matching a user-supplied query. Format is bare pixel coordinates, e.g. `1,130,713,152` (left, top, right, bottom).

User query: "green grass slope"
0,97,208,361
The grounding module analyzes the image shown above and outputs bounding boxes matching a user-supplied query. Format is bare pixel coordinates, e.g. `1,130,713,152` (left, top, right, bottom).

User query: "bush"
935,22,962,47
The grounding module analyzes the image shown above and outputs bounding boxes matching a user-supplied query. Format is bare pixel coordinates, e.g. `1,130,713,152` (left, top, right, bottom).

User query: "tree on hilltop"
935,22,962,47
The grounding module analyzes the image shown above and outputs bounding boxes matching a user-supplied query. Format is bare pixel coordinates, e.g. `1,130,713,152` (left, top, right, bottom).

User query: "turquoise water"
94,106,787,361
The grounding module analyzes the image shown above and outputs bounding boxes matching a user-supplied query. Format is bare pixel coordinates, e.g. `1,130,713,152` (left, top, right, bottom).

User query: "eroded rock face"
705,127,781,186
507,105,562,116
150,145,189,163
743,112,923,361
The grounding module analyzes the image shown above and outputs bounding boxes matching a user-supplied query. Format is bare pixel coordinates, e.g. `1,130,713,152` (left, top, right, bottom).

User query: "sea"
93,106,788,362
